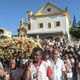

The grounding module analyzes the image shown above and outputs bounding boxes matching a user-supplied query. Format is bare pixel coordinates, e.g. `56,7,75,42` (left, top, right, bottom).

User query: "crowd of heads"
0,36,80,67
0,36,80,80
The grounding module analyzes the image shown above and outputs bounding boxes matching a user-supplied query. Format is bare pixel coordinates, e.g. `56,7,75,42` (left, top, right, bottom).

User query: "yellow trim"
31,11,70,24
32,11,65,17
30,2,70,24
35,2,64,15
64,12,70,24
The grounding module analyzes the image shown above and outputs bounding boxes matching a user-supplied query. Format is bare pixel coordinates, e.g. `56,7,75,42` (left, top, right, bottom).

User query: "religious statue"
18,18,27,37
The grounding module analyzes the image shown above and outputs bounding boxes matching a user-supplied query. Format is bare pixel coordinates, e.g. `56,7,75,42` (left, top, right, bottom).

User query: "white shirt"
29,61,53,80
48,58,65,80
0,61,3,69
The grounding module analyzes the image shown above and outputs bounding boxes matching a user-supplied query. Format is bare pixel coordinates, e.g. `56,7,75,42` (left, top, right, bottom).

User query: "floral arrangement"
0,36,42,61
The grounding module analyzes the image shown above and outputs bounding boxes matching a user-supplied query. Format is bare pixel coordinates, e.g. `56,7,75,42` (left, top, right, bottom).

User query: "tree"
72,16,76,28
70,27,80,40
76,21,80,27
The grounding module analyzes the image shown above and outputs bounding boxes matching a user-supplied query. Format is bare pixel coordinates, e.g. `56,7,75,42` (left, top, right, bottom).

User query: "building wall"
4,30,12,37
65,16,71,41
0,28,12,37
27,15,69,35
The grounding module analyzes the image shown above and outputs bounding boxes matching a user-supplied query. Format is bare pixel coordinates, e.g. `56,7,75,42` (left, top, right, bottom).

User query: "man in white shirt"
48,49,66,80
24,47,53,80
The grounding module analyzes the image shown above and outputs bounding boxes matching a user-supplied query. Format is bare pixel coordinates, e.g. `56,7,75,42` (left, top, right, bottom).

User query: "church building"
27,2,71,41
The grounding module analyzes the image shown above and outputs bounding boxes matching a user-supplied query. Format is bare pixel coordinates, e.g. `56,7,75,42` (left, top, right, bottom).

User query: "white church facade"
27,2,71,41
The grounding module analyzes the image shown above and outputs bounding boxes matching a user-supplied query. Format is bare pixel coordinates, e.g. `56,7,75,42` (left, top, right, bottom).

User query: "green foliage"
70,27,80,39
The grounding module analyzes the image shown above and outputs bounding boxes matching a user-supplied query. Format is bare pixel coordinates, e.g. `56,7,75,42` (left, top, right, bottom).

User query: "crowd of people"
0,36,80,80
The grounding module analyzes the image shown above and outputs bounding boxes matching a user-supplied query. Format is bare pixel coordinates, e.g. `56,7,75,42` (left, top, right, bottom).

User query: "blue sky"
0,0,80,35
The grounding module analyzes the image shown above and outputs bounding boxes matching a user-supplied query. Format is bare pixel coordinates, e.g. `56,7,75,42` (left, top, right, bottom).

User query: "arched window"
48,22,51,28
28,24,31,30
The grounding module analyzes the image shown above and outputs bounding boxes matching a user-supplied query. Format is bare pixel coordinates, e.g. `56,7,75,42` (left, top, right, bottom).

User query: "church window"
28,24,31,30
39,23,43,28
48,22,51,28
47,8,51,12
56,21,60,26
